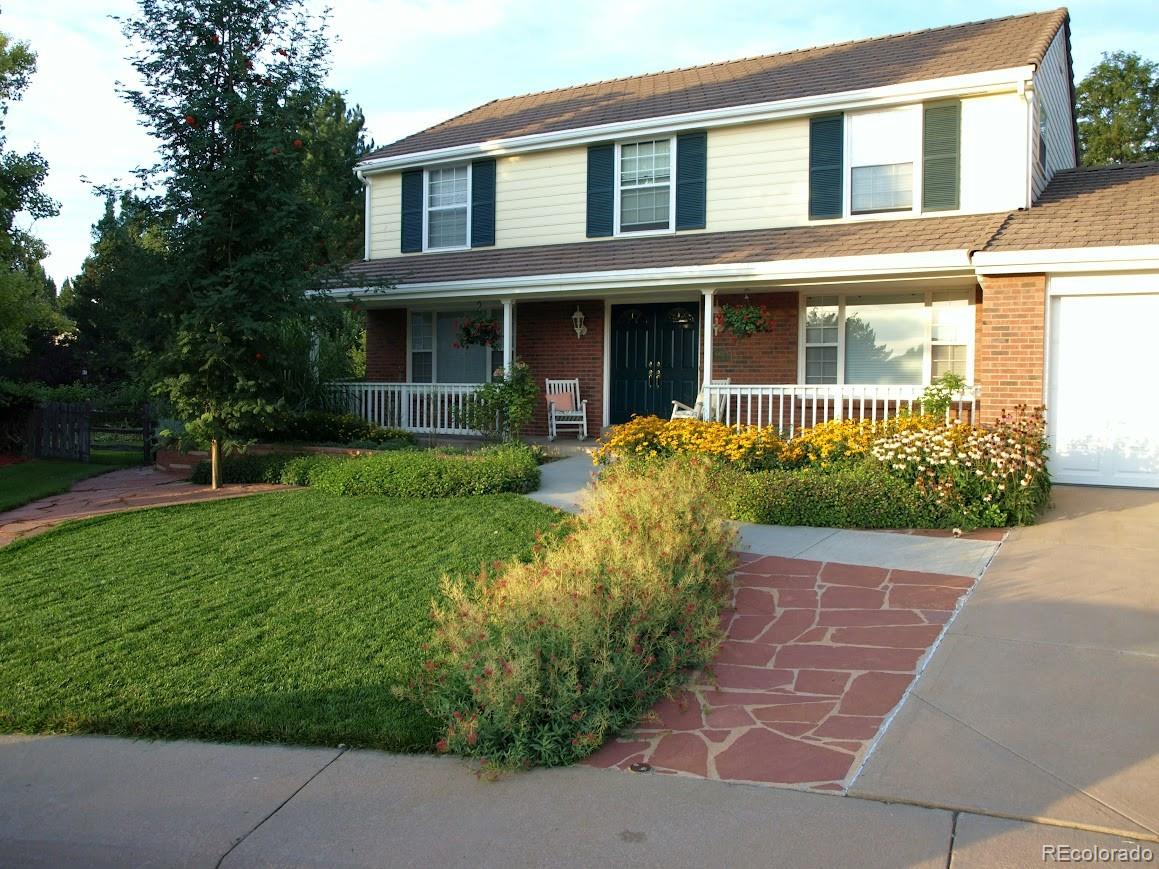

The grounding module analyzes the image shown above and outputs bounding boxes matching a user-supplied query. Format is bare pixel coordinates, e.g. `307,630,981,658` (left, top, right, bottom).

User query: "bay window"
802,291,974,385
847,107,919,215
618,138,673,233
410,310,504,383
425,165,470,250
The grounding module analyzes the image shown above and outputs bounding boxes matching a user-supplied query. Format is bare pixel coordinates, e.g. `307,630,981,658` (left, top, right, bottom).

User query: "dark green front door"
609,302,700,424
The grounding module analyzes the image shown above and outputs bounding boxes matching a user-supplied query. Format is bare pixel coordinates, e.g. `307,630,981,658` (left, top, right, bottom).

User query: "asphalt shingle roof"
342,213,1010,287
365,9,1069,161
985,162,1159,251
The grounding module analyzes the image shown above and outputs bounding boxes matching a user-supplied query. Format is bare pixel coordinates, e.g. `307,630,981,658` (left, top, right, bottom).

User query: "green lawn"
0,490,562,751
0,456,140,513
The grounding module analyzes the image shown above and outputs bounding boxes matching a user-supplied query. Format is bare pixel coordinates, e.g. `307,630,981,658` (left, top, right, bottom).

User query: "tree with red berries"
120,0,352,487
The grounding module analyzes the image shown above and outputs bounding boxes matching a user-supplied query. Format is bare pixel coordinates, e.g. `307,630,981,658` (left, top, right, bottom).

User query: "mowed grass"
0,456,140,513
0,490,562,751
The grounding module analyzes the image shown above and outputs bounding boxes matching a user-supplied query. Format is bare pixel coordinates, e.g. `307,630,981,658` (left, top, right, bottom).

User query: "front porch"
344,282,985,438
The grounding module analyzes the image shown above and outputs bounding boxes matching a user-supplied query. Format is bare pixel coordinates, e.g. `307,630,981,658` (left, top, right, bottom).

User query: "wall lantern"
571,305,587,338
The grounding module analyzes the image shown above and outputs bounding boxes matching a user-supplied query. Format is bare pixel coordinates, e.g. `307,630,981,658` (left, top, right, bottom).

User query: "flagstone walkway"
585,552,976,792
0,466,285,547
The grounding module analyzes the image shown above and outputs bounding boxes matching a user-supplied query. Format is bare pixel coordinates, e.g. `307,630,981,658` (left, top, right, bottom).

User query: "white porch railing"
702,383,980,437
335,382,483,435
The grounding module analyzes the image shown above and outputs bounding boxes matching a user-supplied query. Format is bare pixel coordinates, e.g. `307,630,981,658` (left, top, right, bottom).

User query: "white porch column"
501,298,514,373
702,289,716,389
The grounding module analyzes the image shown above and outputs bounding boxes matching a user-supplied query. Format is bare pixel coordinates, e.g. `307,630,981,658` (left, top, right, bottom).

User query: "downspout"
1018,78,1035,210
357,167,371,261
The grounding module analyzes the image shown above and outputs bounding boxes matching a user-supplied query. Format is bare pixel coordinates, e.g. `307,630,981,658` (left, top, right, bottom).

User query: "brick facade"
365,308,407,382
975,274,1047,424
515,300,604,437
711,291,799,383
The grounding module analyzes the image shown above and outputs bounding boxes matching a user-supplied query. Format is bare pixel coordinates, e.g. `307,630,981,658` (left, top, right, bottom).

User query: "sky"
3,0,1157,288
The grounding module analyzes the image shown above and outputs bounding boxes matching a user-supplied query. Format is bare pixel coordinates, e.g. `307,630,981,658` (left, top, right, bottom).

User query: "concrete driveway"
851,485,1159,839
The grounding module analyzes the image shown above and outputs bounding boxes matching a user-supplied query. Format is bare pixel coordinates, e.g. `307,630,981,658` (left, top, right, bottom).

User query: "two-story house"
334,8,1159,489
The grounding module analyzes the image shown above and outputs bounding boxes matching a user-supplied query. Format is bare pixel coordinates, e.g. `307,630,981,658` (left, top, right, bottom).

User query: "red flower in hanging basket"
455,316,502,348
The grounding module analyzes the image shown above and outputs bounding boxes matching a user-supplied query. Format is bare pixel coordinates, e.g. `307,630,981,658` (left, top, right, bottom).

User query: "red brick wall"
516,300,604,437
365,308,407,382
975,274,1047,424
711,291,798,382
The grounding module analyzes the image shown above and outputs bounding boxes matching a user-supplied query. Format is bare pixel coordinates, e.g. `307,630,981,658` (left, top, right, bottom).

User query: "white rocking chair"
671,379,731,421
546,378,589,441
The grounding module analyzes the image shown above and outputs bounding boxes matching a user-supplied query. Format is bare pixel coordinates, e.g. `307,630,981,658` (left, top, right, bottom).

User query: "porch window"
409,310,503,383
425,165,470,249
848,107,918,215
618,139,672,233
802,291,974,385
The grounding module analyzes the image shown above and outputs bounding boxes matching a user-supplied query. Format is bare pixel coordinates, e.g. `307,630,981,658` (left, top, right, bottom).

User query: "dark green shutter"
809,114,843,220
586,143,614,238
470,158,496,247
675,131,707,230
922,102,961,212
400,169,423,252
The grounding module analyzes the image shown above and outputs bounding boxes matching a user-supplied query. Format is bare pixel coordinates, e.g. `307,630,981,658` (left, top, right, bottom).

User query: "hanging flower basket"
714,303,775,338
454,316,502,349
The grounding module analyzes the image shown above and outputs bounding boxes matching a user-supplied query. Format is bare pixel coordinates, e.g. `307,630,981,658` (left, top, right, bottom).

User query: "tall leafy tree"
0,30,68,362
1076,51,1159,165
120,0,347,486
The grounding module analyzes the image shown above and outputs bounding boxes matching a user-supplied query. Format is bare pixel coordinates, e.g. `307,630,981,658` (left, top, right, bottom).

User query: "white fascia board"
324,250,973,303
972,245,1159,275
358,67,1032,174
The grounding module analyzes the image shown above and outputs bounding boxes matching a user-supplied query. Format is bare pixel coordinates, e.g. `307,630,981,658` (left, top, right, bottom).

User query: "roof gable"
366,9,1068,162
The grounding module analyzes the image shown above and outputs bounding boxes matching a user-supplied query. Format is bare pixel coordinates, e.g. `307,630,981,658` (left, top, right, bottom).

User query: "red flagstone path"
586,552,977,793
0,466,286,546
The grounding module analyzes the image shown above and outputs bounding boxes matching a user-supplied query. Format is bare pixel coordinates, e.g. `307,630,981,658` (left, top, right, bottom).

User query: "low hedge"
256,410,416,448
414,458,735,770
190,444,540,497
711,463,938,529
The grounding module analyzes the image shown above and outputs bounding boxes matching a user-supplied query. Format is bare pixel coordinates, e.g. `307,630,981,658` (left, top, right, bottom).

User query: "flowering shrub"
779,415,940,469
414,459,735,770
714,303,776,338
592,415,784,470
870,406,1050,527
454,316,502,348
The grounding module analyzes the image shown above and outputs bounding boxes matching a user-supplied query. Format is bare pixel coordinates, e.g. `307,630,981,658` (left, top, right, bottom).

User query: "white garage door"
1049,293,1159,487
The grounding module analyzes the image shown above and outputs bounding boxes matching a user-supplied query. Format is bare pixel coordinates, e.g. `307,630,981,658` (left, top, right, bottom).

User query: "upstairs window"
848,107,919,215
618,139,673,233
425,165,470,250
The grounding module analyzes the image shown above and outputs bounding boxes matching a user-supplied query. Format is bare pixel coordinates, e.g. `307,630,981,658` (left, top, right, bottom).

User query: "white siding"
494,147,588,248
960,93,1030,213
1032,26,1077,197
704,118,810,230
368,171,400,258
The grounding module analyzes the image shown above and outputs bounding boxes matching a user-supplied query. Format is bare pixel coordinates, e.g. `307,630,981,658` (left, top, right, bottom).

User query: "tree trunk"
210,438,221,490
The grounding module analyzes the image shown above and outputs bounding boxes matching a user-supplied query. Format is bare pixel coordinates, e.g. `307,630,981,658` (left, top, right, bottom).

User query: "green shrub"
415,458,735,770
306,444,539,497
711,463,938,528
454,360,539,442
259,410,416,447
190,443,539,497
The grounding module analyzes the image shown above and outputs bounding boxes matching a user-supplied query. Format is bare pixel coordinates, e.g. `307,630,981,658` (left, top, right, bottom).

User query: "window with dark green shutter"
586,143,615,237
809,114,843,220
400,169,423,253
675,131,707,230
922,102,960,212
470,158,496,247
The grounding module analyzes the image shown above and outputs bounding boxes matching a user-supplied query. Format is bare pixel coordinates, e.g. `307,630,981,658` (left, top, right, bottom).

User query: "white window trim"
406,307,504,384
613,136,677,237
843,107,923,219
796,290,975,386
422,163,472,252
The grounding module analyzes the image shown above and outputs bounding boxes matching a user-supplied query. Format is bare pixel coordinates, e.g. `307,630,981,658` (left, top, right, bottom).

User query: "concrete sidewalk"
2,734,1152,868
851,485,1159,840
529,454,1002,577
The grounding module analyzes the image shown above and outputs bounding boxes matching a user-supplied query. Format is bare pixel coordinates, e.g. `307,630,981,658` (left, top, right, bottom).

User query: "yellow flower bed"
592,416,785,469
780,415,938,468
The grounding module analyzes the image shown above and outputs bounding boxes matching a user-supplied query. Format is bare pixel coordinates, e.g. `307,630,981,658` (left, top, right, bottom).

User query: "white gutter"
973,245,1159,275
324,250,974,303
357,67,1034,174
